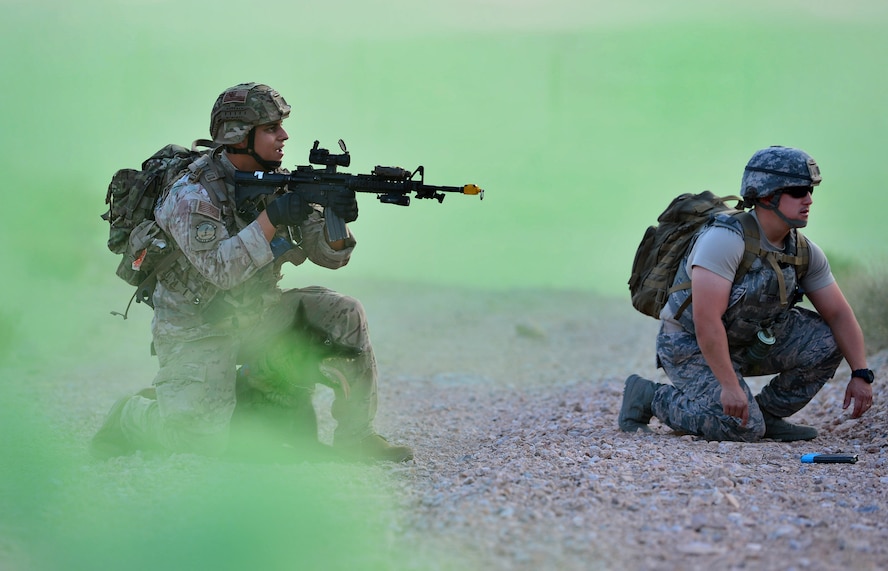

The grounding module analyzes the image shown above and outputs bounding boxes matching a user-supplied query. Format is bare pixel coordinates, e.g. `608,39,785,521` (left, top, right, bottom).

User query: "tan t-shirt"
660,212,834,327
686,212,833,293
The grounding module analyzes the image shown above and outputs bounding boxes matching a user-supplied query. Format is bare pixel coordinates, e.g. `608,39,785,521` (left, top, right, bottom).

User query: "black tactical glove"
329,190,359,223
265,192,314,227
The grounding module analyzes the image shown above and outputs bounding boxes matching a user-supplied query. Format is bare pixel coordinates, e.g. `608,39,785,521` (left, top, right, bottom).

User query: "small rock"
676,542,725,555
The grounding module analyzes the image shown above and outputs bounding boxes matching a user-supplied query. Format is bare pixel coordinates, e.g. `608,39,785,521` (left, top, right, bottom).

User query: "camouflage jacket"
152,149,355,341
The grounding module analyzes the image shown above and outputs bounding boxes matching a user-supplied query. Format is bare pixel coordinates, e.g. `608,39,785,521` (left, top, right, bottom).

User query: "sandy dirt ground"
9,280,888,570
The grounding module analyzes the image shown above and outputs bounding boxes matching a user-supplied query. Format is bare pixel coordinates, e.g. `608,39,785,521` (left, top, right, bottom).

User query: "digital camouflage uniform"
111,147,378,456
651,215,843,441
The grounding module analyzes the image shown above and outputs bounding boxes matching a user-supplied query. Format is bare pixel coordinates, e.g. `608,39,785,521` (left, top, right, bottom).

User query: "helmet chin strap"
758,193,807,228
226,129,282,171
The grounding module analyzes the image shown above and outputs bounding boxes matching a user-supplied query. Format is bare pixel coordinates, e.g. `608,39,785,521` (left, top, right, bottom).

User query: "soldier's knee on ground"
700,414,766,442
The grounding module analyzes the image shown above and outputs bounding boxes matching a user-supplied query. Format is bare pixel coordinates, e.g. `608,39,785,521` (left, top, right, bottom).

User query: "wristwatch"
852,368,875,384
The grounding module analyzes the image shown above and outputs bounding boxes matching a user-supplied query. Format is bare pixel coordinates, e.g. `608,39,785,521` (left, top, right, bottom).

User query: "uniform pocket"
657,328,698,369
154,362,210,423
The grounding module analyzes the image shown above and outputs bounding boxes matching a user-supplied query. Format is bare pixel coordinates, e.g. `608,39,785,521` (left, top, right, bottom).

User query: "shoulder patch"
194,221,218,244
193,199,221,220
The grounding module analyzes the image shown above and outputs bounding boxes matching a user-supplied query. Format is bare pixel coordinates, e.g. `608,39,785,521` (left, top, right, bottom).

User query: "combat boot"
760,409,818,441
619,374,657,433
336,434,414,463
755,395,818,441
90,396,132,459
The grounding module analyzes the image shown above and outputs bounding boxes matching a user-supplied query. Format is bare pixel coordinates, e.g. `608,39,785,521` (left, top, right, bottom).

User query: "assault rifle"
234,139,484,241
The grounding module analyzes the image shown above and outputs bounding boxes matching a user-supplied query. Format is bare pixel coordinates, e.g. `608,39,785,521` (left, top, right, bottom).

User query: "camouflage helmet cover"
741,145,822,200
210,83,291,145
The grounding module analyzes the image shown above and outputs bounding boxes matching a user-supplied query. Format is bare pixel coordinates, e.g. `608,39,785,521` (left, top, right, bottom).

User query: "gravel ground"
6,282,887,570
364,284,888,570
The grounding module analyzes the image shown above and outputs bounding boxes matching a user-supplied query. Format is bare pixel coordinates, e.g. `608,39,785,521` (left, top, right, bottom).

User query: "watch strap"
852,368,874,384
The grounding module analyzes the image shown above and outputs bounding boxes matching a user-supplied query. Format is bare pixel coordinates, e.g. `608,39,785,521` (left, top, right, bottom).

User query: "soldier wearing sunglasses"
621,146,874,442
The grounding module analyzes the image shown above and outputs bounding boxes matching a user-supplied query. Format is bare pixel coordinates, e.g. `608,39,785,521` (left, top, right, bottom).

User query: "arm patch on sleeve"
188,200,224,251
190,218,222,251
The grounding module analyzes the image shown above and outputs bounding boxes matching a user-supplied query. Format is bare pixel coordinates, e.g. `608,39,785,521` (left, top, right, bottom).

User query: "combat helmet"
741,145,821,228
741,146,821,201
209,83,291,169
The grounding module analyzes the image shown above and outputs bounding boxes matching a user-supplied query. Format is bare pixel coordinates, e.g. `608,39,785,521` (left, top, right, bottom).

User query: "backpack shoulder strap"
794,230,809,281
736,211,812,308
671,206,750,321
187,152,229,207
733,211,763,284
735,211,790,305
734,211,809,278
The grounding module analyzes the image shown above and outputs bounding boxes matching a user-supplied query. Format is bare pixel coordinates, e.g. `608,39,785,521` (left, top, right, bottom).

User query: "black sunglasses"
782,186,814,199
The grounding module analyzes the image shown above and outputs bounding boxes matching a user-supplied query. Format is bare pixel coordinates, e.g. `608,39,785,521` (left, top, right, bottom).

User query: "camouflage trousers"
116,286,378,455
652,307,843,442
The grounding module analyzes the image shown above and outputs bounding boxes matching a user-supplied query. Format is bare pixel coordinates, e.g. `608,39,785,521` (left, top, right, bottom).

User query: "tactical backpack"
628,190,809,320
102,140,220,318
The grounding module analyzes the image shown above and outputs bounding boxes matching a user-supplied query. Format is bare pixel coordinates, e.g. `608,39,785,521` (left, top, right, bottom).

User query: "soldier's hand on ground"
843,377,874,418
329,190,359,223
265,192,314,227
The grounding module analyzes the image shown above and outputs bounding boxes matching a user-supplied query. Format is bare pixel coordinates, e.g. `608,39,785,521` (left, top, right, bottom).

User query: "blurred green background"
3,0,887,302
1,0,887,569
4,0,887,374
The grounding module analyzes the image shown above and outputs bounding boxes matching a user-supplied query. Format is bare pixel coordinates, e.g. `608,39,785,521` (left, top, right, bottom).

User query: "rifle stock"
233,140,483,242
